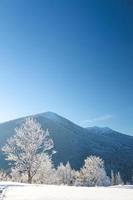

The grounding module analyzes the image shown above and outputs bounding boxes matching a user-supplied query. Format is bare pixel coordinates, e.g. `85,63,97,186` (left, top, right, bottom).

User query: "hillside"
0,112,133,182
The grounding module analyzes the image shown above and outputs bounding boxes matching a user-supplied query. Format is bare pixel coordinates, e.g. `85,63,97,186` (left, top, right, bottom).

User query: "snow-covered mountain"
0,112,133,183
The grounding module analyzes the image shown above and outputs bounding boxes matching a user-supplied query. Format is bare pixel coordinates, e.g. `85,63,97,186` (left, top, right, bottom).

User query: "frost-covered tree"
56,162,76,185
9,155,55,184
111,171,124,185
115,172,123,185
9,167,27,183
0,170,8,181
32,153,56,184
77,156,110,186
111,171,123,185
2,118,54,183
111,170,116,185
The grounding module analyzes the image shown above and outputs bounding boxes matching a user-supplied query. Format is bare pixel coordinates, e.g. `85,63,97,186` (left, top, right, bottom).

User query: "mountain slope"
0,112,133,183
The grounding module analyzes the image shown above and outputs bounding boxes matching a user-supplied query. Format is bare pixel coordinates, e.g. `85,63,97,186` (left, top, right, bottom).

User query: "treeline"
0,118,124,186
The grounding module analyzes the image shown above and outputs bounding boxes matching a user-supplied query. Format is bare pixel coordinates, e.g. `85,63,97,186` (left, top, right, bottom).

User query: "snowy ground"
0,182,133,200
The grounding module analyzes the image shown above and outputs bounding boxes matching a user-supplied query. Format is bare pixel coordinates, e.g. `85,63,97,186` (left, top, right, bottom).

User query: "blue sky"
0,0,133,135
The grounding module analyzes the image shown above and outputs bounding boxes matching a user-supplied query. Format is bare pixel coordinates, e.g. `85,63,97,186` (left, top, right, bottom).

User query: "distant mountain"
86,126,113,134
0,111,133,183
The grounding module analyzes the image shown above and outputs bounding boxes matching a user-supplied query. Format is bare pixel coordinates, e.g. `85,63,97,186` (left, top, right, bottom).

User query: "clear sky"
0,0,133,135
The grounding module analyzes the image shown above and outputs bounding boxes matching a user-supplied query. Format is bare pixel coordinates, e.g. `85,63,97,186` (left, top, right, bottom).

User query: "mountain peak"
35,111,59,119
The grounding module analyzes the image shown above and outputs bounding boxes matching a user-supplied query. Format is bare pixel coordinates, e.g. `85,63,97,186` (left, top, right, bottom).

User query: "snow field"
1,183,133,200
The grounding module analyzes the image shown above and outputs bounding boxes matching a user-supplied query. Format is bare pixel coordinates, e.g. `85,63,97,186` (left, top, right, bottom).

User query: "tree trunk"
28,170,32,184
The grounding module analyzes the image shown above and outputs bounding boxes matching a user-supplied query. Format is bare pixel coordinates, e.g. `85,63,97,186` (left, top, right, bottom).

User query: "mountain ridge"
0,111,133,183
0,111,131,136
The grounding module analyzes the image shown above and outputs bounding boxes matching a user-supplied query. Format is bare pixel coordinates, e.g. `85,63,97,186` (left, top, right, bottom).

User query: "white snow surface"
0,182,133,200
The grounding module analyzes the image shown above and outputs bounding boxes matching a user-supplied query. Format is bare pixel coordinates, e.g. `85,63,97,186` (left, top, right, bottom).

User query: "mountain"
0,111,133,183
